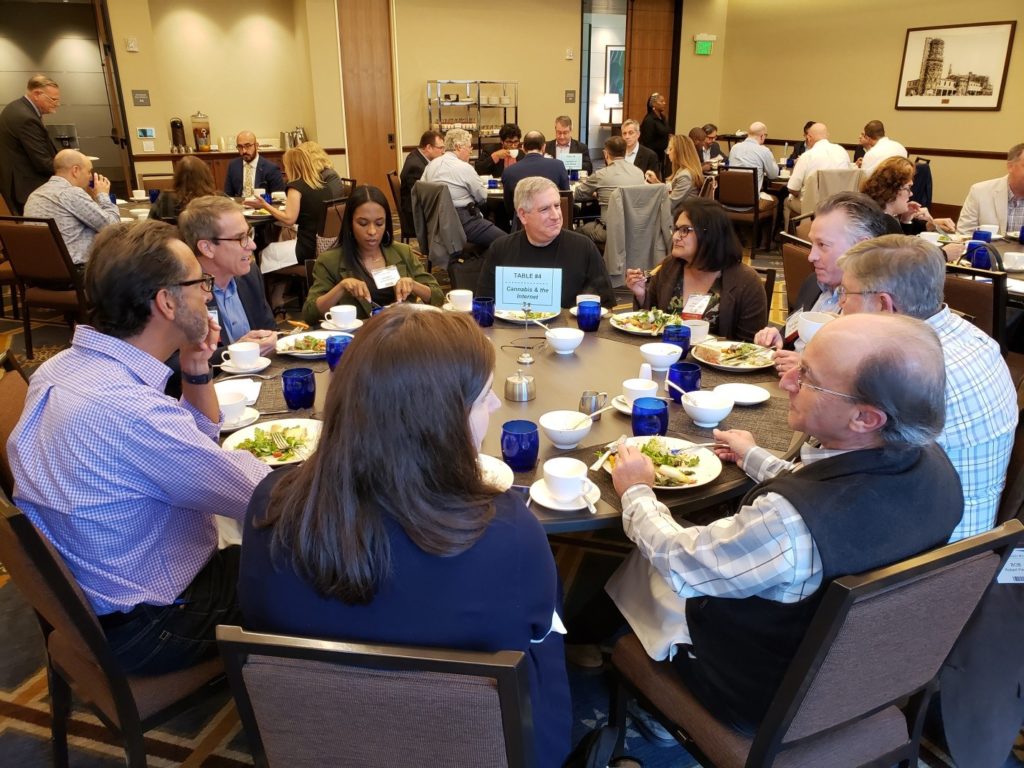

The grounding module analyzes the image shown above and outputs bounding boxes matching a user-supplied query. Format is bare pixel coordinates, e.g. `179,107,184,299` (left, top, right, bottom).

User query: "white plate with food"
478,453,514,491
276,331,352,358
569,305,610,318
222,418,321,465
244,209,273,218
494,309,562,323
609,309,684,336
601,436,722,490
713,382,772,405
692,341,775,371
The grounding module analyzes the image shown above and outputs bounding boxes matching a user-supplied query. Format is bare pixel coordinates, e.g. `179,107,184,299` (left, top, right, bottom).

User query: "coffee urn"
170,118,186,151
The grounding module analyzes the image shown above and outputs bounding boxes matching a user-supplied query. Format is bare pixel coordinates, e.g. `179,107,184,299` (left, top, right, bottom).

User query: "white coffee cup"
131,188,146,200
978,224,1000,234
508,149,520,158
325,304,357,327
576,293,601,306
446,289,473,311
681,319,710,344
918,231,942,244
1002,252,1024,270
253,187,266,198
221,341,260,369
623,377,659,404
218,390,247,425
798,311,835,344
543,457,595,503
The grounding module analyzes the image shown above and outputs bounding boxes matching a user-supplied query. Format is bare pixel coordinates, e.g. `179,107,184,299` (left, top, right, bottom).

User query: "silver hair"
514,176,558,212
1009,143,1024,163
443,129,473,153
837,234,944,320
622,119,640,132
815,191,891,244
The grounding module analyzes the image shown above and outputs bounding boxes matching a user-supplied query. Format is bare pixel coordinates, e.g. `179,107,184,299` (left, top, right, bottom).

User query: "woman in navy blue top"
238,307,571,766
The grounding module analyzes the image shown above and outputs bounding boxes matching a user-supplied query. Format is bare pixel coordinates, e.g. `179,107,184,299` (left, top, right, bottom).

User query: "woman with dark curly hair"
624,197,767,341
148,155,220,220
861,157,955,234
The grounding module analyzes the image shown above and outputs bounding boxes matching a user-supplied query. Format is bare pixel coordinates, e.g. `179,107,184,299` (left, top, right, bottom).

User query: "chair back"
800,167,864,214
698,175,716,199
779,233,814,310
944,263,1008,353
140,174,175,193
748,520,1023,765
217,625,535,768
559,189,573,230
997,408,1024,524
754,266,776,308
0,194,11,217
318,198,347,240
0,366,28,498
912,158,933,209
303,258,317,290
336,177,357,199
386,170,416,241
0,217,86,291
411,181,467,269
716,168,759,209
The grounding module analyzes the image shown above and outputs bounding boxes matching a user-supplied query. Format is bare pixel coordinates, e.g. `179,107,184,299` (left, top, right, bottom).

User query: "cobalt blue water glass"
631,397,668,437
148,188,160,203
473,297,495,327
661,324,691,358
667,362,702,404
282,368,316,410
966,240,990,270
501,420,539,472
325,335,351,372
576,300,601,332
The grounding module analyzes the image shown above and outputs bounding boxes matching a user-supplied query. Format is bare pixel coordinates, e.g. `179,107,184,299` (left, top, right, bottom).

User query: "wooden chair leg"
608,670,630,758
47,661,71,768
11,284,19,320
123,727,149,767
22,304,32,360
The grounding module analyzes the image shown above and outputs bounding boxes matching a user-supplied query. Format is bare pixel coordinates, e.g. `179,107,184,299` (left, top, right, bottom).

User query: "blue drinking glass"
500,420,540,472
472,297,495,327
667,362,702,404
661,324,691,358
148,188,160,203
971,229,993,243
108,192,117,204
966,240,990,270
569,169,580,182
631,397,668,437
282,368,316,410
325,335,351,372
576,300,601,332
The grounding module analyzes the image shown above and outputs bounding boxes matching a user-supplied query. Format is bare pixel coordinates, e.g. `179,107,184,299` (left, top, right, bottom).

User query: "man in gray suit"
574,136,645,246
0,74,60,214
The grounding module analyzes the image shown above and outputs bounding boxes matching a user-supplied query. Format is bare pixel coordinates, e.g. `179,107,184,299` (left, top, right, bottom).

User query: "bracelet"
182,368,212,385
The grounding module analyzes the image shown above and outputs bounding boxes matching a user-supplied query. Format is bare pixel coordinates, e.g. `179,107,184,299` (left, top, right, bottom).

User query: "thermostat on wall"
136,127,155,139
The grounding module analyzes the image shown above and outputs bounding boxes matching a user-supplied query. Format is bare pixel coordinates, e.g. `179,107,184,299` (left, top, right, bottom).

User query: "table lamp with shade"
602,93,623,125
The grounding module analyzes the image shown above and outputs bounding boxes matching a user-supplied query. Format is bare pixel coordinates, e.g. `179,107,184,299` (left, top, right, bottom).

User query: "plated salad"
604,437,701,487
235,425,310,462
610,308,683,335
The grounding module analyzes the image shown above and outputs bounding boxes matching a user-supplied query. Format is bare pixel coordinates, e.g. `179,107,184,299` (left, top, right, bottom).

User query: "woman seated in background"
303,185,442,323
299,140,348,199
625,197,767,342
147,155,219,221
861,157,955,235
239,307,571,767
645,134,704,214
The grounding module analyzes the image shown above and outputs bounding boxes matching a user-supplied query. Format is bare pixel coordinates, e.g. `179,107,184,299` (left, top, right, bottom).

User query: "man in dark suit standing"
223,131,286,198
399,130,444,240
544,116,593,175
0,74,60,214
502,131,570,217
621,119,661,181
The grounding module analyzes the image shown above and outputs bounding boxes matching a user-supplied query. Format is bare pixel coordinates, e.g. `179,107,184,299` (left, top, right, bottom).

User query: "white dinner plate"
529,479,601,511
478,453,514,492
608,311,683,337
276,331,352,359
222,418,322,465
569,305,610,318
321,319,363,332
692,341,775,371
713,382,771,405
494,309,562,323
214,378,262,406
219,407,260,433
601,436,723,490
219,356,272,375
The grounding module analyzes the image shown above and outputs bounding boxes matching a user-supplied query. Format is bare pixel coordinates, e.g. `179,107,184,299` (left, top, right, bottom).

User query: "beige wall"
680,0,1022,205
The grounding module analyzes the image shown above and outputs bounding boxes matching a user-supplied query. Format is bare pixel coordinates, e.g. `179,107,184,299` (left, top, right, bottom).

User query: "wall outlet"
126,37,139,53
565,47,574,60
141,140,155,152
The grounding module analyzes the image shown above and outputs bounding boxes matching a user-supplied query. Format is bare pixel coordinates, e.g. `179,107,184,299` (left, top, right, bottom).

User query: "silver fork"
270,432,289,451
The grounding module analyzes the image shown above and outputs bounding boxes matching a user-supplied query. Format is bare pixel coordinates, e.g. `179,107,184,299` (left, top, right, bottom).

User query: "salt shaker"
639,363,653,380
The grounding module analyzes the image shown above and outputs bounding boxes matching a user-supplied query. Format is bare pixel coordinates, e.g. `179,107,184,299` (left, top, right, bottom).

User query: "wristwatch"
182,368,212,385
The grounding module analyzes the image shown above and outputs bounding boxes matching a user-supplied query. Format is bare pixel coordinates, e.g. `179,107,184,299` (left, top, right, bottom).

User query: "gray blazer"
412,180,466,270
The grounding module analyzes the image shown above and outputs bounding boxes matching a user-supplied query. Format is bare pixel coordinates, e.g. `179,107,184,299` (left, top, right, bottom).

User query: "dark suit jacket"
0,96,56,213
543,138,593,174
500,153,570,215
704,142,725,161
210,263,277,340
399,149,429,235
224,155,286,197
632,144,662,181
475,145,521,178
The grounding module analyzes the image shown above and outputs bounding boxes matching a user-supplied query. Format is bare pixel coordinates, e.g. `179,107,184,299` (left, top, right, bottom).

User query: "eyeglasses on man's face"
794,365,859,400
836,285,883,302
210,228,255,248
155,273,214,298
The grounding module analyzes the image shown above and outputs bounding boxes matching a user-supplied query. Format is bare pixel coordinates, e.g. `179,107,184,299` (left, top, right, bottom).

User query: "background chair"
0,193,19,319
753,266,777,309
798,167,864,218
139,174,174,193
779,233,813,312
386,170,415,244
608,519,1023,768
559,189,574,230
217,625,535,768
717,168,775,254
911,158,933,209
0,500,226,768
0,338,28,498
943,263,1008,353
0,216,89,359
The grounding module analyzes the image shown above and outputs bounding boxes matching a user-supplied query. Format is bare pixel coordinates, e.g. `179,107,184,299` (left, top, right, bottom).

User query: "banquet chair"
608,520,1023,768
386,170,415,243
943,263,1008,353
698,176,716,199
0,216,89,359
779,233,813,312
139,174,174,193
717,168,775,254
0,500,226,768
217,625,535,768
753,266,776,309
798,168,864,219
560,189,573,230
0,352,28,498
0,193,19,320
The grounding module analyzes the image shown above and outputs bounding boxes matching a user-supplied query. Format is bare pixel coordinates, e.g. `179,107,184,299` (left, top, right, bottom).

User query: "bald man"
224,130,285,198
23,149,120,266
784,122,852,224
725,121,780,197
0,74,61,213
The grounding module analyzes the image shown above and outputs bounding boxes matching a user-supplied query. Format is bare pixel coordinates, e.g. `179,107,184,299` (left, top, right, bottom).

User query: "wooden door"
624,0,679,130
93,0,134,194
337,0,397,193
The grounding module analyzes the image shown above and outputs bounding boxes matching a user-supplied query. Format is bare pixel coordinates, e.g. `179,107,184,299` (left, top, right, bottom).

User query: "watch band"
182,369,212,385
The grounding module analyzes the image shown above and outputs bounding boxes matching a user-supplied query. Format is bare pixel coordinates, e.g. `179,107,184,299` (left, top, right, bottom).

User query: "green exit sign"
694,39,713,56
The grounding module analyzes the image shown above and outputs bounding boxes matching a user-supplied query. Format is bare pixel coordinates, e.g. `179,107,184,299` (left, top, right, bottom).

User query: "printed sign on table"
495,266,562,313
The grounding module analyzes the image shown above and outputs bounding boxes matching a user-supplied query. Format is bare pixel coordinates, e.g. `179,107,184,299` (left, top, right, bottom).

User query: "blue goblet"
662,324,691,358
325,335,351,372
667,362,702,404
148,188,160,204
576,300,601,332
500,420,540,472
631,397,668,437
472,297,495,328
282,368,316,410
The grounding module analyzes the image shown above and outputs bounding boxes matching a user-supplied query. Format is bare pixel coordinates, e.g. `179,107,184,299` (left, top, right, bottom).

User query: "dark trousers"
457,206,504,249
99,545,242,675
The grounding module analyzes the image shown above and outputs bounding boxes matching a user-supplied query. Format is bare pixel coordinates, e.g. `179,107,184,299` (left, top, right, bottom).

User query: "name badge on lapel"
371,266,400,290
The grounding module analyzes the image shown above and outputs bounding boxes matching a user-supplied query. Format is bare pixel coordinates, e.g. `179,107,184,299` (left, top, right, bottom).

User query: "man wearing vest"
607,313,962,733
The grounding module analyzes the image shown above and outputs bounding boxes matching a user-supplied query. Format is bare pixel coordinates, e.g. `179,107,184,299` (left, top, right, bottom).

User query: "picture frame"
604,45,625,101
895,21,1016,110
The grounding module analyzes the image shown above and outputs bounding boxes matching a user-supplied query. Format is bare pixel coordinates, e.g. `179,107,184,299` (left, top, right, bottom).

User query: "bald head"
52,149,94,190
749,121,767,136
235,131,258,163
806,122,829,147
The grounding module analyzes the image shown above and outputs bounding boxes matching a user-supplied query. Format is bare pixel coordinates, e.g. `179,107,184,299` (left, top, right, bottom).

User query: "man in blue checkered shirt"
8,220,270,675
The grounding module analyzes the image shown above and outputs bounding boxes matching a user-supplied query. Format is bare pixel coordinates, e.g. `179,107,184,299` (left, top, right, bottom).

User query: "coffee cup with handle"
446,289,473,312
325,304,358,327
543,457,595,503
221,341,260,370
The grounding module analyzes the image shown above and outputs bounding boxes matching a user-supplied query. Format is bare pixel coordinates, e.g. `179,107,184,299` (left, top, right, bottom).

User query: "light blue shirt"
212,278,251,344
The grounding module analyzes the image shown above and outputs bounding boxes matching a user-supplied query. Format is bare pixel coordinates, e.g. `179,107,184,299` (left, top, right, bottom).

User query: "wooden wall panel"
624,0,677,126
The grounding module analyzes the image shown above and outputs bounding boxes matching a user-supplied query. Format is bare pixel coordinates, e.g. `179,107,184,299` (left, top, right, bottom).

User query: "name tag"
784,309,803,344
681,293,712,319
997,548,1024,584
371,265,400,290
207,308,220,325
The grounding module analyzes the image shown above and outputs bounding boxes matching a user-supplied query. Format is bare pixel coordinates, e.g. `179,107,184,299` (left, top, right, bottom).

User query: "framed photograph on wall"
895,21,1016,110
605,45,625,101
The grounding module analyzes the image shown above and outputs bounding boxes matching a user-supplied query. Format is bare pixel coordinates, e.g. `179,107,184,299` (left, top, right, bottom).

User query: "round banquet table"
219,310,804,533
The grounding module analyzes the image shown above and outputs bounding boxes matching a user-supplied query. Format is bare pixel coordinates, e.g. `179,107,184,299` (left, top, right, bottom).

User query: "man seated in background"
725,121,779,207
784,122,851,227
574,136,646,247
544,115,593,174
688,127,712,173
224,130,285,198
475,123,522,178
23,149,119,268
477,177,615,308
835,234,1016,542
621,119,661,180
701,123,725,162
399,130,444,241
956,142,1024,236
857,120,907,174
178,195,278,356
8,220,270,675
502,131,570,220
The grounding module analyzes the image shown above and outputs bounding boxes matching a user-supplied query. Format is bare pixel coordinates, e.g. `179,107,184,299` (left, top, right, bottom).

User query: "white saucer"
713,383,771,405
219,356,272,375
611,395,633,415
130,195,148,202
220,407,260,433
321,318,363,332
442,302,473,313
529,479,601,512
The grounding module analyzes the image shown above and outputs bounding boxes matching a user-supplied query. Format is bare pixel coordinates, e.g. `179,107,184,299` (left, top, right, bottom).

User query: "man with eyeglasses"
0,74,60,214
224,130,285,198
8,220,271,676
544,116,593,175
475,123,523,178
178,196,277,357
605,313,961,734
399,130,445,241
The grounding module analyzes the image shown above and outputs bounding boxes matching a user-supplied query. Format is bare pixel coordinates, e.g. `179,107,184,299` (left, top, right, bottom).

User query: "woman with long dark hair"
302,184,442,323
624,197,767,341
239,307,572,766
148,155,219,220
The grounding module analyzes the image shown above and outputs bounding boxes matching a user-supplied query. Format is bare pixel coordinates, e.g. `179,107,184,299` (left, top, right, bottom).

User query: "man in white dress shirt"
784,122,851,226
956,142,1024,236
726,121,779,201
858,120,908,174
